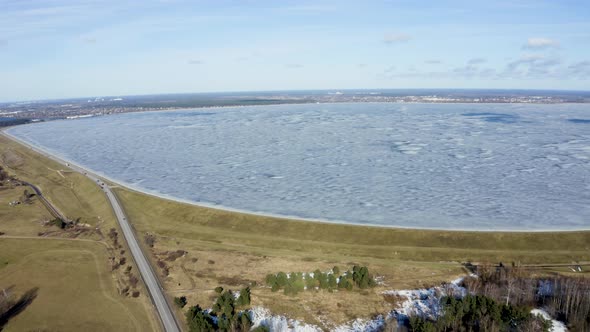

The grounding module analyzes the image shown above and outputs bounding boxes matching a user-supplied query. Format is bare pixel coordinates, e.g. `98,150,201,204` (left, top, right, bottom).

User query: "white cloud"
467,58,487,65
188,59,203,65
506,54,560,70
523,38,559,49
500,54,562,79
278,4,337,14
379,53,587,81
568,60,590,69
383,33,411,44
567,61,590,79
384,65,396,73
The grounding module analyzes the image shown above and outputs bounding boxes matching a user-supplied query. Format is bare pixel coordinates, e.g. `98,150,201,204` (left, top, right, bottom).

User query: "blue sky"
1,0,589,102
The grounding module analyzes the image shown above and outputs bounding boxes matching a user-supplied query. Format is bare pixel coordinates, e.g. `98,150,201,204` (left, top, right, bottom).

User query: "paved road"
21,180,68,222
2,132,182,332
94,175,181,332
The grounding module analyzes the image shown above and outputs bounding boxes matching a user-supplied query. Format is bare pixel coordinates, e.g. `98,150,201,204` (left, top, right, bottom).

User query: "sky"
1,0,590,102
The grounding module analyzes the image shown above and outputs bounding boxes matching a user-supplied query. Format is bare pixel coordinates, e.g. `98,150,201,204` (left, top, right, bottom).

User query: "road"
2,132,182,332
21,180,68,222
94,174,181,332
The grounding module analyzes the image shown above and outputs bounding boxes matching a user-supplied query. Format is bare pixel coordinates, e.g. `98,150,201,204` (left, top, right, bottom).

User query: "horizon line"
3,87,590,104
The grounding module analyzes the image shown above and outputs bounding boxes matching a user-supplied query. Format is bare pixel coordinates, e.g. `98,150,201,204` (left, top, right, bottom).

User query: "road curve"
2,132,182,332
21,180,68,222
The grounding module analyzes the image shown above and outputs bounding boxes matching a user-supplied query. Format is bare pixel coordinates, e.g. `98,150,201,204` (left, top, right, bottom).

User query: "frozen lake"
8,103,590,230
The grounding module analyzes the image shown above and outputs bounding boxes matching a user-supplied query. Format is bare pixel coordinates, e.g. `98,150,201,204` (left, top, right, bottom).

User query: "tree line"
403,262,590,331
265,265,376,295
184,287,268,332
464,263,590,330
406,294,552,332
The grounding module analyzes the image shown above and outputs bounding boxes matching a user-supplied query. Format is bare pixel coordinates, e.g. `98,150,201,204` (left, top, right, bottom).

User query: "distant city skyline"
1,0,590,102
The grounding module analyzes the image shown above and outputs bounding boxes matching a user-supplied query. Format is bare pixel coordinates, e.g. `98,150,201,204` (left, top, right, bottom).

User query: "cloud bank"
383,33,411,44
523,37,560,49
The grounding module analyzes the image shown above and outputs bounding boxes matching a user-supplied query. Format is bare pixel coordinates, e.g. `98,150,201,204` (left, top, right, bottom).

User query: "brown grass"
0,238,159,331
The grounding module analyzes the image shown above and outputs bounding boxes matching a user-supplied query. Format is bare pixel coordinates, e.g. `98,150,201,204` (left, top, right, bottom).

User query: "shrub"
276,272,288,288
265,274,276,286
237,287,251,306
128,274,139,288
48,218,66,229
328,274,337,290
144,234,156,247
352,265,375,289
174,296,187,308
305,273,316,290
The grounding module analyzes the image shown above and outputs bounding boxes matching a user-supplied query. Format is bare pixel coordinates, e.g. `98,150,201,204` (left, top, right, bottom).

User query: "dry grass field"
0,134,159,331
114,186,589,326
0,186,52,236
0,135,113,227
0,238,158,332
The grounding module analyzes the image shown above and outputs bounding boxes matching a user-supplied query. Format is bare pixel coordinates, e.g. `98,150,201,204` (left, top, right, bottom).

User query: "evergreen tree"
237,287,251,306
328,274,337,290
185,305,215,332
276,272,288,288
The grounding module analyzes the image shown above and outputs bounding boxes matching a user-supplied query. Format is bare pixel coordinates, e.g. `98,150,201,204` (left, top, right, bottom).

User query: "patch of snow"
531,309,568,332
385,275,471,322
250,307,322,332
333,316,386,332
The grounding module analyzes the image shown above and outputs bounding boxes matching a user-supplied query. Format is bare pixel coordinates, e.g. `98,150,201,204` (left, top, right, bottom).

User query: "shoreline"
10,100,590,125
3,129,589,234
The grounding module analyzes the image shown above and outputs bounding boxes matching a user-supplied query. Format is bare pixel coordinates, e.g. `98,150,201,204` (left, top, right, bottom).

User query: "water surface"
8,103,590,230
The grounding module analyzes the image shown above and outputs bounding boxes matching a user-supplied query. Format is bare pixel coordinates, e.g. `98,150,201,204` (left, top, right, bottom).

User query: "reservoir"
8,103,590,230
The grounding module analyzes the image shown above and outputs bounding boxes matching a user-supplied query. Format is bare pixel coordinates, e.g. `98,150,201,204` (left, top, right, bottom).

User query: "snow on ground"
250,307,322,332
332,316,387,332
531,309,568,332
384,275,470,322
8,103,590,230
250,306,389,332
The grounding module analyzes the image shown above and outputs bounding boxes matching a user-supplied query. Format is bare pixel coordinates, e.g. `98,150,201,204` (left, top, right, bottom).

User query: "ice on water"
9,103,590,230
